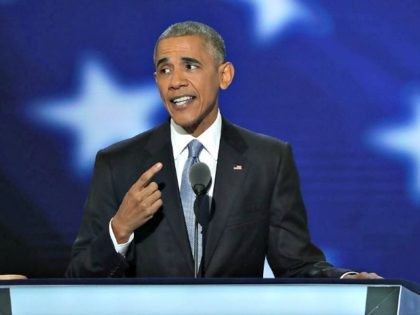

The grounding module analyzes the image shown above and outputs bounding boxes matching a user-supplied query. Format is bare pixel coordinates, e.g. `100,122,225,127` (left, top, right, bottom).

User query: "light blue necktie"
180,139,204,266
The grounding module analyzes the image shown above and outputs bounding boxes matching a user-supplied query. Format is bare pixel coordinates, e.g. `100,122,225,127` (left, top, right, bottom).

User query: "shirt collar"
171,110,222,160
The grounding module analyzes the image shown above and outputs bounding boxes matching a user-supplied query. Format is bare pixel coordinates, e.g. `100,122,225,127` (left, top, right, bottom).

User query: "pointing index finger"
135,162,163,188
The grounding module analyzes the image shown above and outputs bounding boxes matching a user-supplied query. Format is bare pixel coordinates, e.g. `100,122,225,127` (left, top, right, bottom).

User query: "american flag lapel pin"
233,164,243,171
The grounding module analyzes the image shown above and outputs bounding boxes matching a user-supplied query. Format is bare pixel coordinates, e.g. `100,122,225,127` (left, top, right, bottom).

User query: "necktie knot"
187,139,203,159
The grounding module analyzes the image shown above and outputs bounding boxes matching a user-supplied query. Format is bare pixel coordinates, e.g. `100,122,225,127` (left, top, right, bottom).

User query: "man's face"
154,35,233,136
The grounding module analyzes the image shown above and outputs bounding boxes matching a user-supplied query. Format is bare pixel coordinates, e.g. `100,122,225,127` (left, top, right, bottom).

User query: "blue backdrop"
0,0,419,281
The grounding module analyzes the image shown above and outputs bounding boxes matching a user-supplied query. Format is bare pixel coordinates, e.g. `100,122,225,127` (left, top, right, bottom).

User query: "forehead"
155,35,212,63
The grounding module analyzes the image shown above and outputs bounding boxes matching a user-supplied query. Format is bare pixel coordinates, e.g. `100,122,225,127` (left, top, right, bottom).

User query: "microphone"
189,162,212,278
189,162,212,227
189,162,212,196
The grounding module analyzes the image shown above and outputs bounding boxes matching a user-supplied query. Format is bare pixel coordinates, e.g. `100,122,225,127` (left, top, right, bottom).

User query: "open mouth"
170,95,196,106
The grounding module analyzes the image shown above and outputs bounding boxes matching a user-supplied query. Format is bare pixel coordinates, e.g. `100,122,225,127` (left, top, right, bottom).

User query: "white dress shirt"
170,111,221,195
109,111,222,255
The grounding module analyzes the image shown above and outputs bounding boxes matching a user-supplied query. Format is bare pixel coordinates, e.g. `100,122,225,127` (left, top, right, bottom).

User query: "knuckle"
132,192,142,203
138,177,147,186
149,181,158,190
140,200,148,209
139,171,151,183
146,208,155,217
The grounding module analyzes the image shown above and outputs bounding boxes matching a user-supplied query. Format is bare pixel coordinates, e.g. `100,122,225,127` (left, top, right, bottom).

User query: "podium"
1,279,419,314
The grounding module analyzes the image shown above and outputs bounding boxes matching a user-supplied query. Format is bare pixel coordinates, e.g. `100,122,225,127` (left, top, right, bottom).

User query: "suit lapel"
145,122,194,271
205,119,249,270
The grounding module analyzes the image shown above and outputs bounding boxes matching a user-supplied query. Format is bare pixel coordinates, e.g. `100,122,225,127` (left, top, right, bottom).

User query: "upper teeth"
173,96,193,104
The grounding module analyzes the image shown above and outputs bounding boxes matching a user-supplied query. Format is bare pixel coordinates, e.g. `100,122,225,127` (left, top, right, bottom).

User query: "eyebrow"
181,57,202,65
156,57,168,68
155,56,202,68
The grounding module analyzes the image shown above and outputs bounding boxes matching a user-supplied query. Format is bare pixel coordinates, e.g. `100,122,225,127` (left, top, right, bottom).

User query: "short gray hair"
154,21,226,65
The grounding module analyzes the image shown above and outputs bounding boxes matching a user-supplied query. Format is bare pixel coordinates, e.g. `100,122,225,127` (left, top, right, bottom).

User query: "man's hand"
342,272,383,279
111,162,163,244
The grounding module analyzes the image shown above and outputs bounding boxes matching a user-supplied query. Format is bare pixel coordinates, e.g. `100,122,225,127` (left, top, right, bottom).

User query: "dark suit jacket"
66,118,350,278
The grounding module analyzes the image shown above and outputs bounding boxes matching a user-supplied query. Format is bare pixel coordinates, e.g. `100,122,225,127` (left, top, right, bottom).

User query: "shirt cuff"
340,271,359,279
109,219,134,256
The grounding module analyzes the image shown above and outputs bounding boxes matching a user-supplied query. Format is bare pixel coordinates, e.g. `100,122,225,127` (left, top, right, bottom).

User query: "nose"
169,69,188,90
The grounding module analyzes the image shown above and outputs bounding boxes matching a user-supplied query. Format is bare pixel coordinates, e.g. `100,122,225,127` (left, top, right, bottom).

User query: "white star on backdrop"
30,56,162,174
369,95,420,203
234,0,311,42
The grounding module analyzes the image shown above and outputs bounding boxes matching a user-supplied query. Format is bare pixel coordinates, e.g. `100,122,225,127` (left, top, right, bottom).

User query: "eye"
186,63,198,71
159,67,171,75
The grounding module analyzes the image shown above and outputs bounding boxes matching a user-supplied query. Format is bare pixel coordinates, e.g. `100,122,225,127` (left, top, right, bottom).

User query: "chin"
177,118,201,132
172,113,198,127
180,121,199,131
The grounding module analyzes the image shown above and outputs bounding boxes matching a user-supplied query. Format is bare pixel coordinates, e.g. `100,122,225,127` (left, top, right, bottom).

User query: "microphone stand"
194,217,199,278
193,194,210,278
189,162,212,278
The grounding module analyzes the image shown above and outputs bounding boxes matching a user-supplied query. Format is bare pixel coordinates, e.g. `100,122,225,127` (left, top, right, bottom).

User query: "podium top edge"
0,278,419,293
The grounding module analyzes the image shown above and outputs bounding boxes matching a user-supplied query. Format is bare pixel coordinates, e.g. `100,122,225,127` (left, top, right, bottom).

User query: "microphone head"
189,162,212,195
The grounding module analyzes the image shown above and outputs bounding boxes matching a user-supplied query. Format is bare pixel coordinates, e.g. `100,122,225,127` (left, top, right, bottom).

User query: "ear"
219,62,235,90
153,71,157,83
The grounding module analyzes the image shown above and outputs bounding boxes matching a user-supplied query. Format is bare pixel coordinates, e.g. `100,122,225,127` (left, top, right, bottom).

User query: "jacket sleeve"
65,151,129,277
267,143,351,278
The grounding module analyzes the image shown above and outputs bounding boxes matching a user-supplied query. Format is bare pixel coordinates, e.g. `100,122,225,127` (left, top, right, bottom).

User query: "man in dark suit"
66,21,379,279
